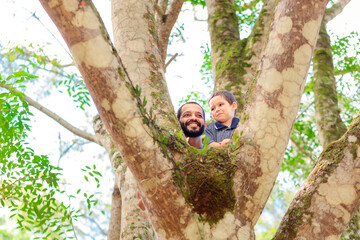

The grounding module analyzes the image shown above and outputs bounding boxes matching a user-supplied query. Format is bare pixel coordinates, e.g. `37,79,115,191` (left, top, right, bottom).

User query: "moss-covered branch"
313,22,347,147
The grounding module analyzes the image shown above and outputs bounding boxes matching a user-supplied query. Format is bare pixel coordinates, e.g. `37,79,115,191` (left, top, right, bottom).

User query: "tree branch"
164,53,178,70
275,112,360,239
290,136,315,162
0,84,100,145
296,100,314,120
157,0,184,63
324,0,352,23
107,182,122,240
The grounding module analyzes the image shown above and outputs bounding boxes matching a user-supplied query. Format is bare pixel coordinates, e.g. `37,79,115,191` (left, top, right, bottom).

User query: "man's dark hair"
208,90,237,115
176,101,205,121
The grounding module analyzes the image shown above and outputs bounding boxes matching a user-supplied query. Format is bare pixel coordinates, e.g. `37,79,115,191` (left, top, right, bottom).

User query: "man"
138,102,206,211
177,101,205,149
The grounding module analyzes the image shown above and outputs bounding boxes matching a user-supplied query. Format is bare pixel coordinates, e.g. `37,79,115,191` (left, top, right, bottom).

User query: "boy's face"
209,95,237,126
179,103,205,137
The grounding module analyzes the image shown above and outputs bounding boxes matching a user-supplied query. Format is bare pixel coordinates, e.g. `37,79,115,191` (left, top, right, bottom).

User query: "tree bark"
234,0,328,234
37,0,360,239
274,112,360,239
93,115,154,239
107,182,122,240
313,22,347,147
39,1,200,239
205,0,248,110
313,2,360,237
241,0,278,102
156,0,185,63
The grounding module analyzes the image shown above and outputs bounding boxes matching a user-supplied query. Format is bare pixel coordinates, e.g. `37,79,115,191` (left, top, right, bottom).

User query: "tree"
2,0,360,239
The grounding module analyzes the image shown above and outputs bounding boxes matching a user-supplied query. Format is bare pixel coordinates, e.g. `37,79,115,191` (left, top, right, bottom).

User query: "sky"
0,0,360,238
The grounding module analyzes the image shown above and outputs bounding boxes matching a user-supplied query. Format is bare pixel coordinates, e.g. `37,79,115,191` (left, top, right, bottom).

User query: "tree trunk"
274,112,360,239
313,21,347,147
38,0,360,239
205,0,247,110
312,8,360,239
107,182,122,240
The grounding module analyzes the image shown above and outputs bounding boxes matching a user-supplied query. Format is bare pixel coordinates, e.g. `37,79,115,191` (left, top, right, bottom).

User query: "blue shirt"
205,117,240,144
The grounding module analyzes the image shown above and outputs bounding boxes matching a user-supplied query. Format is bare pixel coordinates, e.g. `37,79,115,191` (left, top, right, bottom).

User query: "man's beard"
180,120,204,137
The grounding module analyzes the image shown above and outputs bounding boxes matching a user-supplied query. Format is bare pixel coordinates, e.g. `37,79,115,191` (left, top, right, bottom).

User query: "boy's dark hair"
177,101,205,121
208,90,237,114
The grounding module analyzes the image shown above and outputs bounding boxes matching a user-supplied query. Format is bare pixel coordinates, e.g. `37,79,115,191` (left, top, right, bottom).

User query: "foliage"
0,71,77,239
332,32,360,125
0,44,91,110
200,43,213,86
0,68,103,239
184,0,206,8
0,228,31,240
169,23,186,45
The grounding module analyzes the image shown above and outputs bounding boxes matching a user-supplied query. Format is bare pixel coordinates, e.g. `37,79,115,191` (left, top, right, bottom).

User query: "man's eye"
197,114,202,118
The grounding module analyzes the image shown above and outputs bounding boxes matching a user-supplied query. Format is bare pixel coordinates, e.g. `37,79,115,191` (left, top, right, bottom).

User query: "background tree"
2,0,360,239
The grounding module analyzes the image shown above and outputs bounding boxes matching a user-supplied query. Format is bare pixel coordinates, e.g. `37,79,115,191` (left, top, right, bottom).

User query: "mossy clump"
174,148,237,225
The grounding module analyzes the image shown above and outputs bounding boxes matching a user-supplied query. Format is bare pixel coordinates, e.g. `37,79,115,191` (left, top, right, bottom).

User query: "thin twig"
290,136,315,162
154,4,164,16
324,0,352,23
296,100,315,120
0,84,100,145
23,8,73,59
165,53,178,70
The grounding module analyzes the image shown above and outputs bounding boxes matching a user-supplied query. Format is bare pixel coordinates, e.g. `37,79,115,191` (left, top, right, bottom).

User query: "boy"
205,90,239,148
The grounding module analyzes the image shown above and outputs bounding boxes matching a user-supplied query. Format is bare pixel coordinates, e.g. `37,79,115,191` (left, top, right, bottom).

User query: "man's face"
179,103,205,137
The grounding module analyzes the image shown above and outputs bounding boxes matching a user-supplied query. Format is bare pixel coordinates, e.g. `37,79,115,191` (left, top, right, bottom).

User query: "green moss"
214,41,250,111
144,10,159,46
173,148,237,225
117,67,125,82
274,120,360,239
274,190,314,240
240,113,249,124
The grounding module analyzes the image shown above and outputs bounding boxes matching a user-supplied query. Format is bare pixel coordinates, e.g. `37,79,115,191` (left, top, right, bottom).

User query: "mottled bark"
324,0,352,23
313,22,347,147
341,210,360,240
93,115,122,239
205,0,248,110
235,0,328,235
37,0,359,239
274,112,360,239
39,1,199,239
93,115,154,240
107,182,122,240
314,2,359,237
242,0,277,102
110,0,176,126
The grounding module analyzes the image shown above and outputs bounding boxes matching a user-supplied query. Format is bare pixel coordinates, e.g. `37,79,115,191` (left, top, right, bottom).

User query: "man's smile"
186,120,201,128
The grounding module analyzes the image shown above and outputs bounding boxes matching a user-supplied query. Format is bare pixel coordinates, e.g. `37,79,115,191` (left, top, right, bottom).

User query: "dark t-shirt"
205,117,240,144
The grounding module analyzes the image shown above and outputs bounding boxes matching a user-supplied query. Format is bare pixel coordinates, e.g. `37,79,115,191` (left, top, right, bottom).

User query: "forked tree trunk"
38,0,360,239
